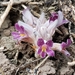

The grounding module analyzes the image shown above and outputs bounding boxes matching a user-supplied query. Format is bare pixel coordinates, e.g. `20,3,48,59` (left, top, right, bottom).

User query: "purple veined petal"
41,51,46,58
57,11,63,26
15,23,27,34
61,42,67,49
46,40,53,47
50,12,58,21
67,39,72,46
18,21,34,34
61,19,69,25
37,48,42,55
11,32,20,39
15,23,20,31
18,21,35,41
37,38,44,46
46,48,55,57
19,26,25,33
62,50,70,56
22,8,33,25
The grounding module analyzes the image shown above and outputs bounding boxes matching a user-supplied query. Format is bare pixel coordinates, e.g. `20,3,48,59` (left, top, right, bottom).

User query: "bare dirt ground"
0,0,75,75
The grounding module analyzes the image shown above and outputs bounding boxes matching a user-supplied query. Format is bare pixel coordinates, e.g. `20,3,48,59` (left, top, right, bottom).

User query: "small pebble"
3,29,11,36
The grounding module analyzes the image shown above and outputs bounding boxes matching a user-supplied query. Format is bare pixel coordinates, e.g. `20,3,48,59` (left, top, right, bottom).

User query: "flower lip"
50,13,58,21
41,44,47,52
37,38,54,58
37,38,44,46
46,40,53,47
15,23,25,33
12,24,28,41
62,50,70,56
61,39,71,50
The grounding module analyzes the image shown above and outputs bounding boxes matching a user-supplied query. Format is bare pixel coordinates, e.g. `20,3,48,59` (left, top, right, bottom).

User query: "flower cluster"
12,8,71,58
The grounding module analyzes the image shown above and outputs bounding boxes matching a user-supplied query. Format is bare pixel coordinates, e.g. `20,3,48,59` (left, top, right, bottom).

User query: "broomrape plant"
12,8,71,58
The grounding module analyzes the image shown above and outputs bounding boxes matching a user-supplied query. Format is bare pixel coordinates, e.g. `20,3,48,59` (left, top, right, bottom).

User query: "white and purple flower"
11,7,71,58
37,38,55,58
52,39,72,56
12,23,28,41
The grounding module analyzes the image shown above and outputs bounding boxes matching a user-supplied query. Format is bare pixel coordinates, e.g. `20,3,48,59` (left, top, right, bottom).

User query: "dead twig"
71,33,75,39
68,60,75,66
0,0,43,6
14,50,19,60
15,58,42,75
58,0,61,9
0,0,13,28
56,28,63,35
15,56,49,75
28,1,43,5
0,46,5,51
68,22,74,43
0,68,5,75
33,56,49,74
59,25,69,36
31,10,40,18
0,0,31,6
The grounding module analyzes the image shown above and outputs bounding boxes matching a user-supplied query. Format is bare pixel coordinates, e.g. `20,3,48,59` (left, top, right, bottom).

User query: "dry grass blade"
33,56,49,73
68,61,75,66
28,1,43,5
0,0,13,28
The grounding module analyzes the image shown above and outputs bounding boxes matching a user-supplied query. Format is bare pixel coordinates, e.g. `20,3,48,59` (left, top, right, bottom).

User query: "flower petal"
47,20,58,39
37,38,44,46
46,48,55,57
15,23,20,31
37,48,42,54
50,12,58,21
41,51,46,58
39,26,47,39
38,12,46,24
46,40,53,47
67,39,72,46
18,21,35,41
62,50,70,56
22,8,33,25
43,20,49,27
61,19,69,25
15,23,25,33
57,11,63,26
18,21,34,34
11,32,20,39
20,26,25,33
61,42,67,49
